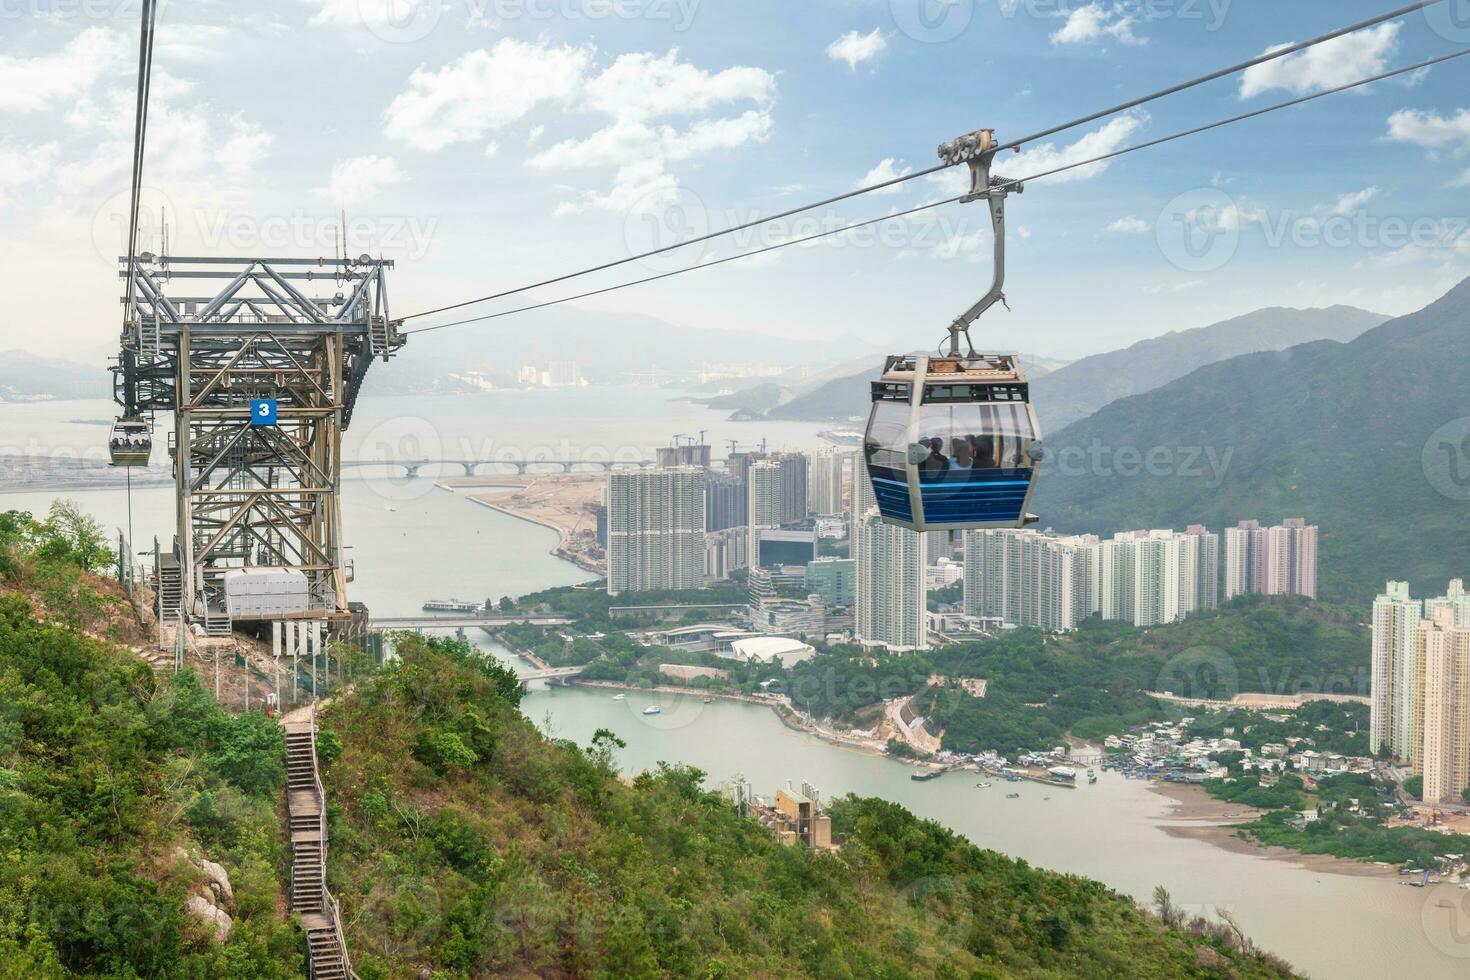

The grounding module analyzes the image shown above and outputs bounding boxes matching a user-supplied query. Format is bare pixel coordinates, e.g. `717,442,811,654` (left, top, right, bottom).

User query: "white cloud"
1384,107,1470,151
527,49,776,214
0,28,125,113
1051,4,1145,46
1331,186,1378,216
0,142,59,205
827,29,888,70
1239,23,1398,99
385,42,775,214
317,155,404,205
858,158,912,193
1009,112,1146,183
1105,216,1149,234
1451,168,1470,188
384,39,593,152
580,49,775,123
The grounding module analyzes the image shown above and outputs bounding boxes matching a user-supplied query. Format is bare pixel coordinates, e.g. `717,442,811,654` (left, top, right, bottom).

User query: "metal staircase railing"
287,703,357,980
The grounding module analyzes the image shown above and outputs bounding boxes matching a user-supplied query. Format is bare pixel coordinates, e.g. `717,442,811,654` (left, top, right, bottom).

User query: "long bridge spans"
342,458,655,477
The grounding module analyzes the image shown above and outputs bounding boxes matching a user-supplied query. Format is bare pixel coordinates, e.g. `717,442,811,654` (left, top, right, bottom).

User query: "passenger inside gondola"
920,438,948,474
949,438,974,469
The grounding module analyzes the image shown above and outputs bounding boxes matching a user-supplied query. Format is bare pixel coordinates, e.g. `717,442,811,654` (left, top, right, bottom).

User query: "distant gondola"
864,127,1042,532
108,416,153,467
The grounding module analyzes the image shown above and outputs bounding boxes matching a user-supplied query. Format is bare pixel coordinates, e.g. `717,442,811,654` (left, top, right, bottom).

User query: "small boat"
642,706,662,716
702,696,714,703
1087,769,1097,784
612,694,626,701
1005,792,1021,799
975,781,992,789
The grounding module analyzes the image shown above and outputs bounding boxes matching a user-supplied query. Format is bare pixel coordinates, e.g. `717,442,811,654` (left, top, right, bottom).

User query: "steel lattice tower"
114,255,402,634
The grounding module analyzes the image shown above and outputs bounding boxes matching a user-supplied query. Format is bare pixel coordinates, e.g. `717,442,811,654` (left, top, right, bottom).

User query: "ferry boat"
1047,766,1078,783
642,706,662,716
422,598,482,614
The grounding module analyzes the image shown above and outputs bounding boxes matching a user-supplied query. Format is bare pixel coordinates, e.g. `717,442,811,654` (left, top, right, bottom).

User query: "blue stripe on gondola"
918,475,1032,523
869,474,913,522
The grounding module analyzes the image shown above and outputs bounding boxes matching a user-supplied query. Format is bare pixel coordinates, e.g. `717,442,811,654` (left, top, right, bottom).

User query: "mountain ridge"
1030,278,1470,604
1029,305,1388,433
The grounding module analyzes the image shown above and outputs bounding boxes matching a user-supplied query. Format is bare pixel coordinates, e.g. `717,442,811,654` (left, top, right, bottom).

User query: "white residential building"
807,449,844,517
1419,608,1470,805
1370,581,1420,758
856,511,927,652
606,468,706,595
1371,579,1470,805
962,528,1101,632
1225,518,1317,600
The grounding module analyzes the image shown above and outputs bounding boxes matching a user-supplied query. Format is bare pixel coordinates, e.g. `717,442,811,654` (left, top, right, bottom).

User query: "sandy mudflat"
1147,781,1394,879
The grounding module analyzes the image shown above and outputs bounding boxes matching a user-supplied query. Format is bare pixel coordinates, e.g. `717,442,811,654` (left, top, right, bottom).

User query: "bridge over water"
370,615,572,630
343,458,657,477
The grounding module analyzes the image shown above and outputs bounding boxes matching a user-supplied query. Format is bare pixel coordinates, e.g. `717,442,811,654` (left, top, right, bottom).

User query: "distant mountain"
0,351,110,401
1030,279,1470,605
767,352,1066,424
1031,306,1387,433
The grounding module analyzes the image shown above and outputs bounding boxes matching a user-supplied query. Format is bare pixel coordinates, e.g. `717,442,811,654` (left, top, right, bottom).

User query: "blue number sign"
250,399,278,426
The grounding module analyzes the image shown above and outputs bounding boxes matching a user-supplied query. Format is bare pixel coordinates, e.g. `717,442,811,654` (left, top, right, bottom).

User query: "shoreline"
564,678,895,758
1146,781,1396,879
455,478,606,575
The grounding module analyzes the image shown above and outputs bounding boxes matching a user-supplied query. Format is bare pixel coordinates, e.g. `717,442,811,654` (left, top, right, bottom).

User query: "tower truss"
115,255,402,633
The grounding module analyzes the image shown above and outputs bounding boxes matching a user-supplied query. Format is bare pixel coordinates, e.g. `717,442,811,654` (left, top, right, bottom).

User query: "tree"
36,499,113,571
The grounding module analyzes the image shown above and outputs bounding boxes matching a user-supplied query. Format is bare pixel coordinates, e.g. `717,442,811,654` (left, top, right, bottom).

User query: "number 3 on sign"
250,399,278,426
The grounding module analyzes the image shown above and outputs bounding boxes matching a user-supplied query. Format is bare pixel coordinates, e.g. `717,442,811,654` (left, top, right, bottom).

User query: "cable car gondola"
108,416,153,467
866,353,1041,531
864,128,1042,532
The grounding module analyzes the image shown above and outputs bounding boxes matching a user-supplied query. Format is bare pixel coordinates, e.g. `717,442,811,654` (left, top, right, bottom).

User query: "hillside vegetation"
1032,277,1470,604
0,510,303,978
322,633,1296,978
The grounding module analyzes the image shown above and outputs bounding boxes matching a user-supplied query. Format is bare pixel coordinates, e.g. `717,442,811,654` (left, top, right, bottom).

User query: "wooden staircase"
285,711,356,980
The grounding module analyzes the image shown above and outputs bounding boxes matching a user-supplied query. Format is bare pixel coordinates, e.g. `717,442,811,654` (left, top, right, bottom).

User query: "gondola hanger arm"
937,129,1024,357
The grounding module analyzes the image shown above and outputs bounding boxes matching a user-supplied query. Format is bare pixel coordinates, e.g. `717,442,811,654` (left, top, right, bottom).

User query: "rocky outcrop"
174,846,236,944
185,893,233,944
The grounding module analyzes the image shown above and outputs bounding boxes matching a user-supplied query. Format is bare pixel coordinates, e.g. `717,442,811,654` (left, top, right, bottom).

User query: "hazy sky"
3,0,1469,364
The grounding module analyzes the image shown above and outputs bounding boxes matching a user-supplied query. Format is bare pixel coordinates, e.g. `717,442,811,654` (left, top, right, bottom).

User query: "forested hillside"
0,509,302,977
322,633,1297,978
1,505,1296,978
